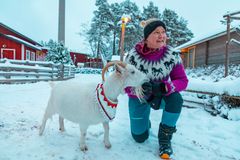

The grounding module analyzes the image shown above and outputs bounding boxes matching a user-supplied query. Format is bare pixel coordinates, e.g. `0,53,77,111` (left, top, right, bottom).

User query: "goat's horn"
101,61,126,81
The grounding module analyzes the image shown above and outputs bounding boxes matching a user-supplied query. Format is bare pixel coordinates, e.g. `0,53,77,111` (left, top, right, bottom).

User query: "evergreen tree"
162,9,193,47
119,0,142,52
109,2,122,56
175,17,194,46
87,0,112,58
82,0,193,59
44,39,72,64
142,1,161,20
84,0,142,58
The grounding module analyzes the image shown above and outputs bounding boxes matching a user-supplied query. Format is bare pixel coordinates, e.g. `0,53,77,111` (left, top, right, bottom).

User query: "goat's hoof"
104,142,112,149
39,128,43,136
80,145,88,152
59,128,65,132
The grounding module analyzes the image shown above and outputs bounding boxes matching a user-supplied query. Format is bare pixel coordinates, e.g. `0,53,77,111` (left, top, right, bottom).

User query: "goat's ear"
115,63,124,75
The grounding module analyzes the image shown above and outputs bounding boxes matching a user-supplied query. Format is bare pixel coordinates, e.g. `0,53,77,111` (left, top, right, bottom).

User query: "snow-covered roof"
70,51,90,56
175,27,237,50
3,34,42,50
41,46,50,50
0,22,42,46
69,49,91,56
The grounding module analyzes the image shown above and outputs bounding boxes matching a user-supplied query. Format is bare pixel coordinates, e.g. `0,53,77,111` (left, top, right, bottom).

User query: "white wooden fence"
0,59,75,84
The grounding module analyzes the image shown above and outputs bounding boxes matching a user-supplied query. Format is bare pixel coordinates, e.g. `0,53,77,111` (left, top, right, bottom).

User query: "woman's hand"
142,82,153,101
152,82,167,96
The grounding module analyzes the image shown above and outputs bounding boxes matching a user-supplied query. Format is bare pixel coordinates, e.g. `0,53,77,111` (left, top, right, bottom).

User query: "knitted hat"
141,18,166,40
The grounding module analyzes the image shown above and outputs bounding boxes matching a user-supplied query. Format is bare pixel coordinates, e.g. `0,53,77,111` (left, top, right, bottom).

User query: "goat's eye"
131,71,135,74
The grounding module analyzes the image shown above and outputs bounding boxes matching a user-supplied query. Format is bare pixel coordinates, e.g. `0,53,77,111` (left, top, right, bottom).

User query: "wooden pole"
58,0,65,44
120,22,126,61
224,15,230,77
223,11,240,17
223,10,240,77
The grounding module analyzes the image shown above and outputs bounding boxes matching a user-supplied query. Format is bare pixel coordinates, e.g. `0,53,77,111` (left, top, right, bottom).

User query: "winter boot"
158,123,177,159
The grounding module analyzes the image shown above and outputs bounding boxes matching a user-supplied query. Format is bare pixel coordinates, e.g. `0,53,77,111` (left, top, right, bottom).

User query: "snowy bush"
186,64,240,81
44,39,73,65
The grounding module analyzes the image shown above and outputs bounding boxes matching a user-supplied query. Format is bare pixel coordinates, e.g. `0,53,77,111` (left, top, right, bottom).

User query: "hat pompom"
140,21,147,28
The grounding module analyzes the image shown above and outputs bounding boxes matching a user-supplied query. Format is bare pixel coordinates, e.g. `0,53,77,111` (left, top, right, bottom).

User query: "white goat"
39,61,148,151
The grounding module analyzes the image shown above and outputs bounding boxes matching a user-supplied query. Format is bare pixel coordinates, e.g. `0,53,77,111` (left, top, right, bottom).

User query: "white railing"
0,59,75,84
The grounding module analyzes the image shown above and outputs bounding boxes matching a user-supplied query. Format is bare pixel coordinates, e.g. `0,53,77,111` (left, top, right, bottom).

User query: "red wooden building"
70,51,88,66
0,22,46,61
70,51,103,68
0,23,103,67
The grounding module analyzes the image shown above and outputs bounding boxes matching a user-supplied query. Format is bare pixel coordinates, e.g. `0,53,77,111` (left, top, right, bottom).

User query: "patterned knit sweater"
124,41,188,97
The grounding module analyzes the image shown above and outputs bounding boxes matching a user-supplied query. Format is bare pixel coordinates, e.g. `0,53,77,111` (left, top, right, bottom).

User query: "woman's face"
146,26,167,49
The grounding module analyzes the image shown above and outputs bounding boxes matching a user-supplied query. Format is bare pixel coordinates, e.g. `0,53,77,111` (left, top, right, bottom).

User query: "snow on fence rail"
183,89,240,109
0,59,76,84
185,89,240,100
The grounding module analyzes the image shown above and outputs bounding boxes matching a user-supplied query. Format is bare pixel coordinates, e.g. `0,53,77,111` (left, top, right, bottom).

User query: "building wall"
189,31,240,67
36,49,48,61
85,58,103,68
207,35,226,65
0,35,41,61
70,52,88,66
69,52,103,68
195,42,207,66
229,33,240,64
0,35,21,60
25,46,37,61
208,32,240,65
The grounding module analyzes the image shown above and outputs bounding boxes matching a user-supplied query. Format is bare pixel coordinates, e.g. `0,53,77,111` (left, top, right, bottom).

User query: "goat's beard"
134,86,146,103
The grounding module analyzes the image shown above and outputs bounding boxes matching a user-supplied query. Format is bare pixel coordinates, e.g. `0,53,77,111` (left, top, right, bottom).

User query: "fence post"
68,66,72,78
51,63,54,80
59,64,64,80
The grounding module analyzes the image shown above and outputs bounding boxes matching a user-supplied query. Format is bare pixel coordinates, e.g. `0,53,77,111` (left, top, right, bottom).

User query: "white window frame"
187,47,195,68
31,52,35,61
26,50,31,60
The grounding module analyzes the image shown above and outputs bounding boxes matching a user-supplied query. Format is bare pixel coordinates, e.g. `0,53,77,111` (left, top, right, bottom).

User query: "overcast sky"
1,0,240,53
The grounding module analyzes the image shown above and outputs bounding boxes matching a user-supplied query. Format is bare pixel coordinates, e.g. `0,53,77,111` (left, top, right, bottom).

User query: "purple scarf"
135,41,167,61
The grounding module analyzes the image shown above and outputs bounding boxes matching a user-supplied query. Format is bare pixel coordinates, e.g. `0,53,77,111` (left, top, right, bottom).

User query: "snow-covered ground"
0,74,239,160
